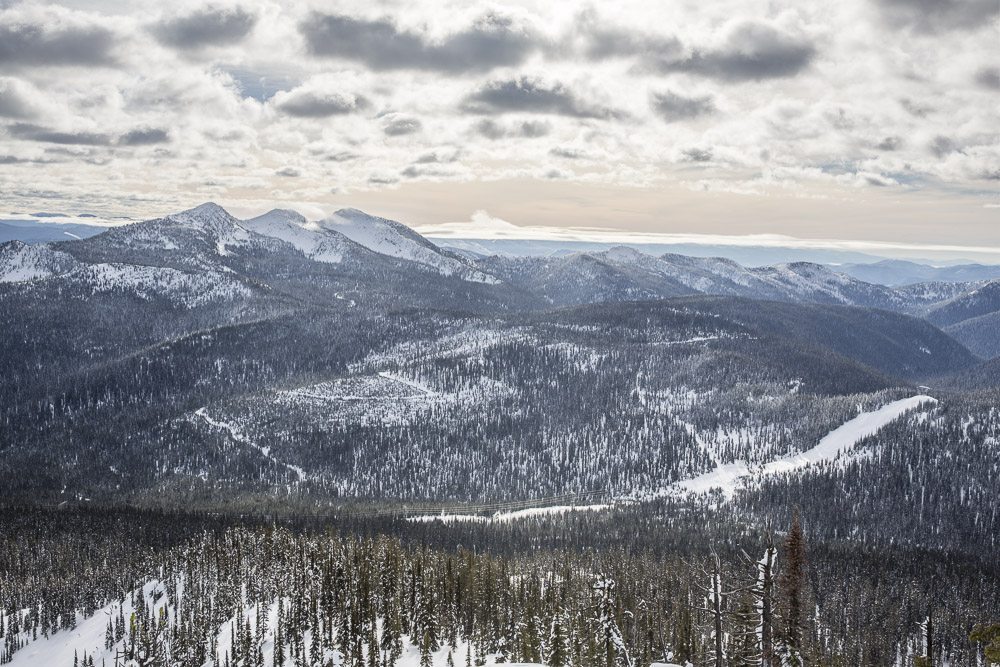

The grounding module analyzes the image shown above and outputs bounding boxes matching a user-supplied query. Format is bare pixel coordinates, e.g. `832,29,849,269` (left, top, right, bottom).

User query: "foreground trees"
1,506,996,667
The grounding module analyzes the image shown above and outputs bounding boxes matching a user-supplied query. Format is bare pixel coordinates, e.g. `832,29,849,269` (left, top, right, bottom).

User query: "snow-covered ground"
663,395,938,499
6,580,168,667
0,241,76,282
408,504,611,524
5,577,547,667
319,209,500,284
243,208,347,263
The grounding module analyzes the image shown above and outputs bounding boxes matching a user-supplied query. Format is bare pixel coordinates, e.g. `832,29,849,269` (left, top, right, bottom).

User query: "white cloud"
0,0,994,246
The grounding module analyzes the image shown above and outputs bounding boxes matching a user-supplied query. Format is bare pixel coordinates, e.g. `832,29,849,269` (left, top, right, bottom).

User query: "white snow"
319,209,500,283
5,579,168,667
665,394,938,499
75,263,252,306
0,241,76,283
242,209,346,263
5,580,529,667
408,504,610,524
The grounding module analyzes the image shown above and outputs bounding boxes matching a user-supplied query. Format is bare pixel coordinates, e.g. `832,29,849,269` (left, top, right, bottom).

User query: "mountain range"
0,203,997,548
3,202,996,358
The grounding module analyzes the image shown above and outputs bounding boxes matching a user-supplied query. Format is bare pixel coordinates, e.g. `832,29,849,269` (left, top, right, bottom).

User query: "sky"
0,0,997,257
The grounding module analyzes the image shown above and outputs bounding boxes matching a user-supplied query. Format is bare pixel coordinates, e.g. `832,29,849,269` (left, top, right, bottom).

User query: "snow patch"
661,394,938,499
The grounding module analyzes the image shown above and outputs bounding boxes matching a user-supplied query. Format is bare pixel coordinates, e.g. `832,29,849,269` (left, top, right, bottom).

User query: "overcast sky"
0,0,997,253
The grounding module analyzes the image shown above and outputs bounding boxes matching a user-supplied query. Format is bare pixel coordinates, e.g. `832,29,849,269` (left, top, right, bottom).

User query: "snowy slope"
242,208,351,263
81,202,262,263
74,263,253,306
6,580,168,667
408,504,611,524
668,394,938,499
0,240,77,282
5,577,537,667
319,208,500,283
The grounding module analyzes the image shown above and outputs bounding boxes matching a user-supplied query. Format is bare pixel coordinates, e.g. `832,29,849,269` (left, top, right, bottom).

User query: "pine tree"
546,613,571,667
779,511,807,666
746,533,778,667
591,578,632,667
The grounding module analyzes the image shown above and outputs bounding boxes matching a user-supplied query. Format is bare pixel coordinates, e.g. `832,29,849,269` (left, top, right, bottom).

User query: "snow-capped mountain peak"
318,208,500,284
165,202,239,229
242,208,348,264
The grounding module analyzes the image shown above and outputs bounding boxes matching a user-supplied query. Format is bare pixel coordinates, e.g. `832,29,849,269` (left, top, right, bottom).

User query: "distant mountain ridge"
1,202,997,362
836,259,1000,286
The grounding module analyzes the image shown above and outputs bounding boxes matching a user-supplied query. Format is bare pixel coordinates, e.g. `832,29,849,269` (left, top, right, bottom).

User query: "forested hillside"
2,204,998,666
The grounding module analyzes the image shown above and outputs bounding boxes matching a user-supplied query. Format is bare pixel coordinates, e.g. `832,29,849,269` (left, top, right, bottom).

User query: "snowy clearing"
664,394,938,499
408,504,611,524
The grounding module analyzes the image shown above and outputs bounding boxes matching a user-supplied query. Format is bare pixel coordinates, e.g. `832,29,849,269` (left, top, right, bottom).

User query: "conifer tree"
779,511,807,666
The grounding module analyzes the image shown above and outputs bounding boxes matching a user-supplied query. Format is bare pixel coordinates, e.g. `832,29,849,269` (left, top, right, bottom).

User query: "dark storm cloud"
7,123,113,145
0,19,117,67
974,66,1000,91
665,22,816,81
275,90,369,118
464,77,623,119
474,118,551,139
301,12,539,73
152,6,257,49
0,79,35,118
383,117,423,136
873,0,998,33
650,90,715,122
119,127,170,146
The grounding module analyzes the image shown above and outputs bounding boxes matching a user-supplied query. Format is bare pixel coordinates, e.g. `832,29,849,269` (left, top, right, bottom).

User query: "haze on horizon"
0,0,997,258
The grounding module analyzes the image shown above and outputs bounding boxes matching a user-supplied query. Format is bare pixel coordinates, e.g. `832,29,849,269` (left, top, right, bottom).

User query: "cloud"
873,0,998,33
152,6,257,49
975,66,1000,91
272,84,369,118
301,12,539,73
650,90,716,122
0,12,117,67
576,18,684,65
383,116,422,136
464,76,623,118
119,127,170,146
667,22,816,81
928,135,960,157
6,123,170,146
413,148,460,164
275,166,300,177
474,118,551,139
6,123,113,145
368,172,399,185
549,146,587,159
900,98,933,117
0,77,37,118
876,136,904,151
681,147,713,162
